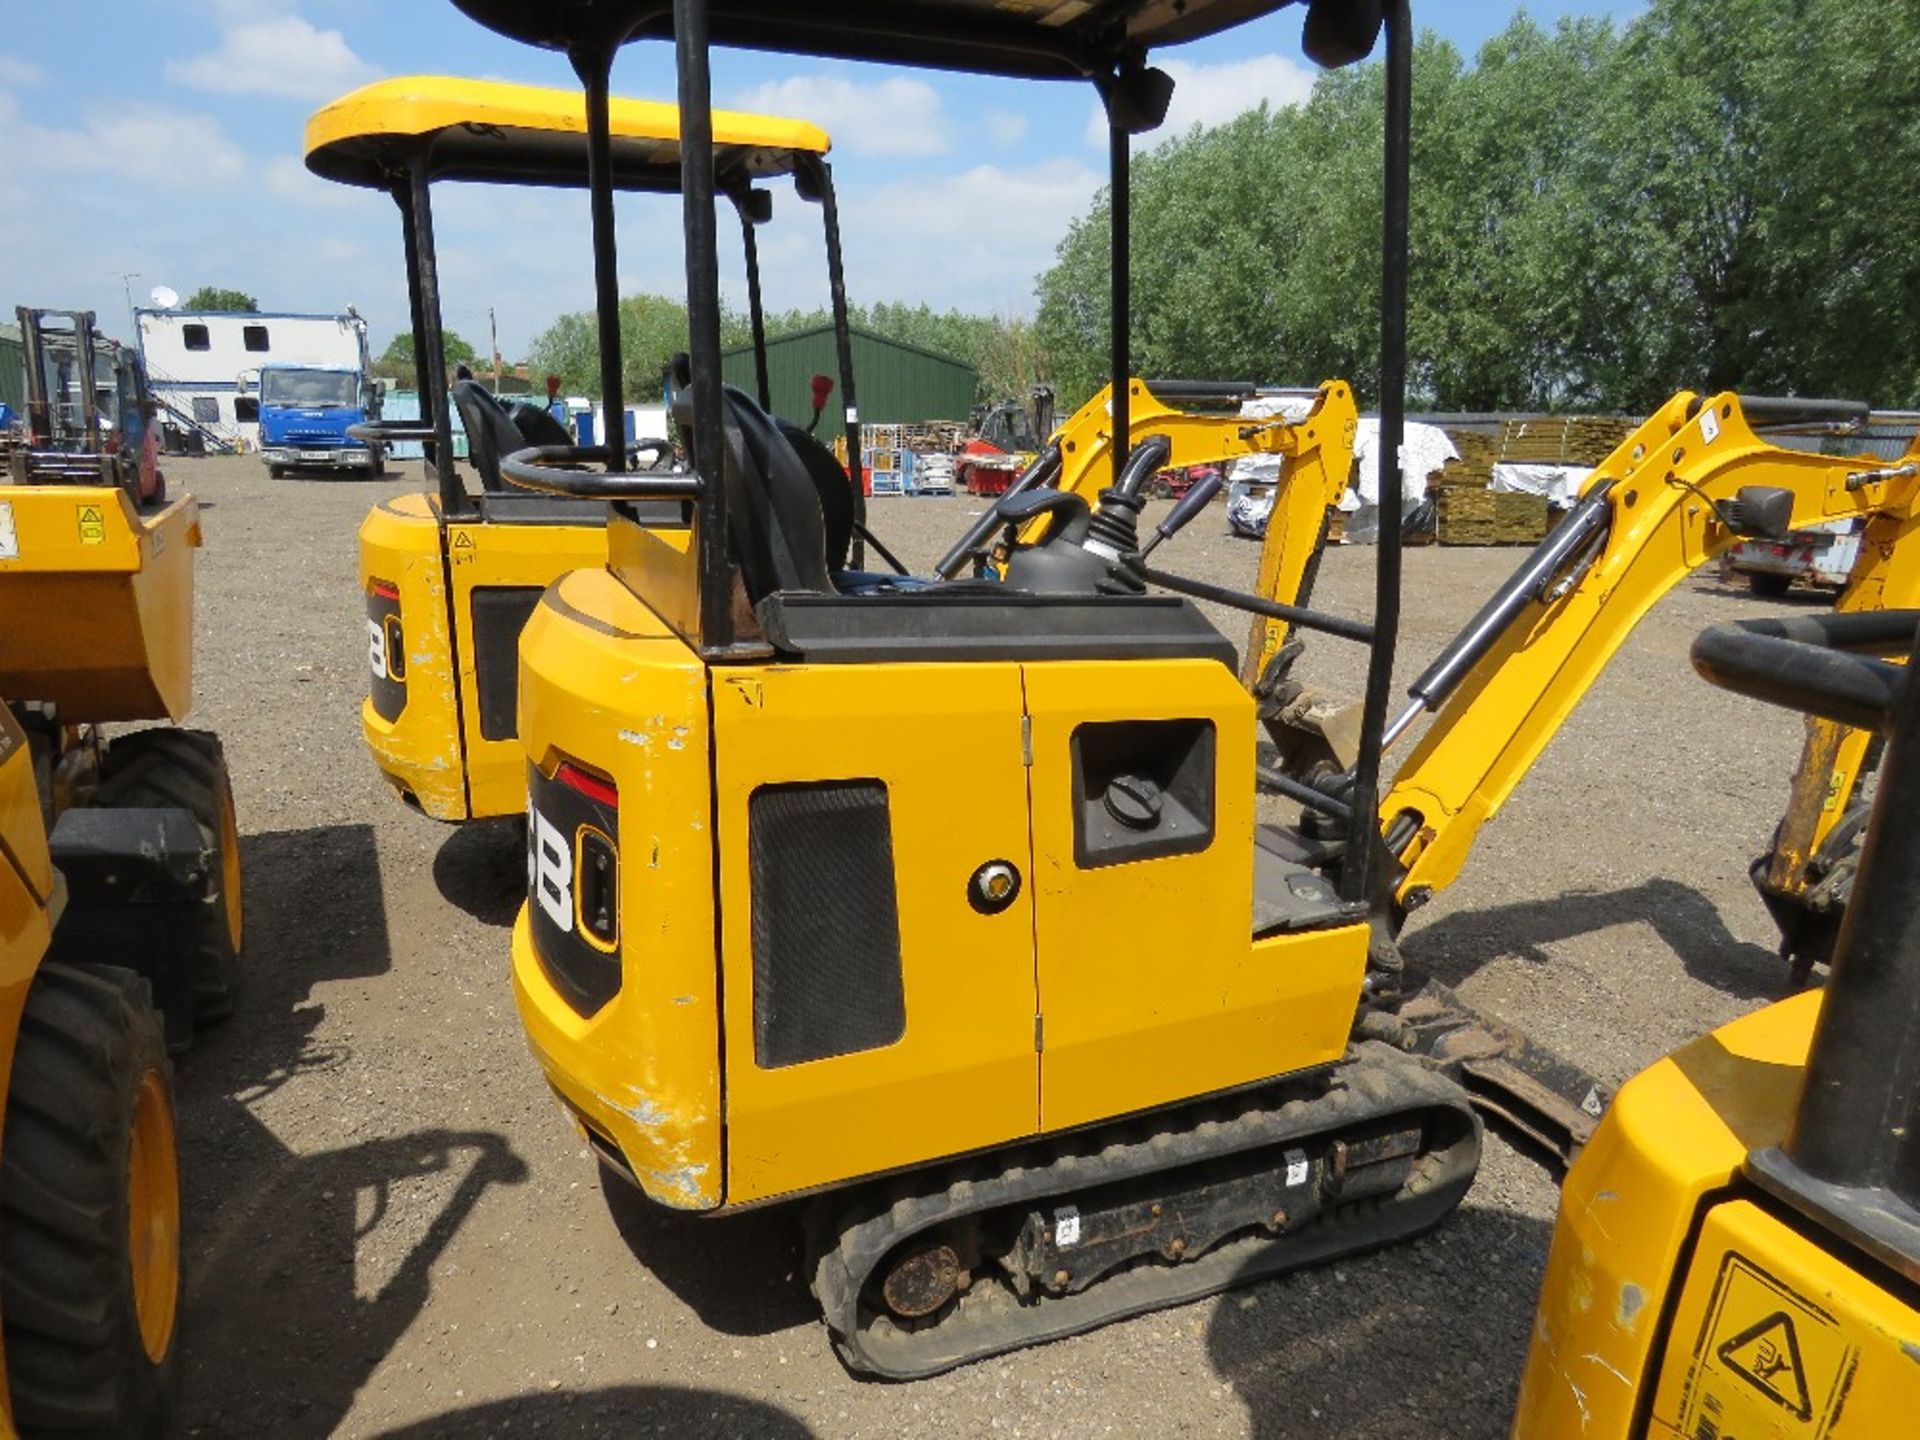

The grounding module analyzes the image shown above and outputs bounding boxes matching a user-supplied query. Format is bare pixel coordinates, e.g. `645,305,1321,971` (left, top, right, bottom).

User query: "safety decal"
76,502,106,545
1679,1252,1858,1440
451,529,475,563
0,501,16,560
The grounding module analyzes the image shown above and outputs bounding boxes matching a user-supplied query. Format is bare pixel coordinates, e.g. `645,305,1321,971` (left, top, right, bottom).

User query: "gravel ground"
163,455,1814,1438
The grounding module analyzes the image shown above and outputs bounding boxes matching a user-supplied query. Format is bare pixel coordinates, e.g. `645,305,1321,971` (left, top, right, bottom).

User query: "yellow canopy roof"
305,75,830,191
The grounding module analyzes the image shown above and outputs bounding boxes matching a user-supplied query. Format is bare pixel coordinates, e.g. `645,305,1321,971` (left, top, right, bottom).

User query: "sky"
0,1,1645,362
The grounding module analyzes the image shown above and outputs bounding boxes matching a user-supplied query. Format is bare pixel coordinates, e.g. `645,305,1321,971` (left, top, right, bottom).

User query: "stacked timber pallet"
1435,488,1549,545
1432,414,1638,545
1498,415,1636,466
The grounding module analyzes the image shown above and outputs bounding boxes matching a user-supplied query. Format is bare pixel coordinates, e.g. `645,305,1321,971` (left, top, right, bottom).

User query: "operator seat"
451,379,528,495
775,417,855,573
510,401,572,449
709,383,835,601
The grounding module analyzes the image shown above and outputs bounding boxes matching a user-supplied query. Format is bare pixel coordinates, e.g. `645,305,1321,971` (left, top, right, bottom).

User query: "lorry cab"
255,362,384,478
304,76,858,821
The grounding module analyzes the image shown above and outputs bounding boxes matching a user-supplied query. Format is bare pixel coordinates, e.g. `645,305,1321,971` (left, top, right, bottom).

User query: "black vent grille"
470,587,544,741
749,781,906,1068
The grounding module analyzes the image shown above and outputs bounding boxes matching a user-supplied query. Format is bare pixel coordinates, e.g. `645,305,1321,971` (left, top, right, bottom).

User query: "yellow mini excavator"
452,0,1920,1377
449,0,1506,1379
0,307,244,1435
1511,606,1920,1438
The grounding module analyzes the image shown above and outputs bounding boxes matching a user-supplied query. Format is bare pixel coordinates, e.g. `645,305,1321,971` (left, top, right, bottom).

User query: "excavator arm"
1377,390,1920,907
1755,467,1920,974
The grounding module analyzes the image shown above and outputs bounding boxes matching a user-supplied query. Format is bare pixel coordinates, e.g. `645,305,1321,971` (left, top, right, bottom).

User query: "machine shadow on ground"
1402,876,1785,1000
173,825,532,1439
432,816,527,928
598,1177,820,1337
367,1385,816,1438
1207,1205,1555,1440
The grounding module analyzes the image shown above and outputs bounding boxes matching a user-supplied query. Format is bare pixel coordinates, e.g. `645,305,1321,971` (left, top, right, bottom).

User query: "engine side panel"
713,659,1040,1205
358,494,467,820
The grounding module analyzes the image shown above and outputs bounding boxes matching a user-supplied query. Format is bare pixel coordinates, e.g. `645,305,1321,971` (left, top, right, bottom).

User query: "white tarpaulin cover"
1490,461,1593,508
1225,406,1458,535
1347,419,1459,511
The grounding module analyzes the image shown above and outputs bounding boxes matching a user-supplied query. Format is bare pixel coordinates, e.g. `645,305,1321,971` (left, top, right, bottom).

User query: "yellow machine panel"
1511,993,1821,1438
512,568,723,1211
1023,659,1362,1130
445,512,605,818
0,708,51,905
357,493,605,820
0,488,200,721
712,660,1040,1204
1650,1200,1920,1439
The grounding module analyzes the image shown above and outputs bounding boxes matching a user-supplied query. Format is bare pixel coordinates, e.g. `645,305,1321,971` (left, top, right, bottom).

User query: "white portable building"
135,309,371,449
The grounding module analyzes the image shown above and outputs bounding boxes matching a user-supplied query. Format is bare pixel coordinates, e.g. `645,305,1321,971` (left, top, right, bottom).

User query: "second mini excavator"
459,0,1501,1380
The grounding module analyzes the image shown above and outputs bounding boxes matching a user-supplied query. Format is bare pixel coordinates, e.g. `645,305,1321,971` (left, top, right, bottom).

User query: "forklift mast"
17,307,106,453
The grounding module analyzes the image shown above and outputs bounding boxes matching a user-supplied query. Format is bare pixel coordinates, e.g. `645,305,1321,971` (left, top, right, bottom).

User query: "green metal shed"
721,323,976,427
0,324,24,414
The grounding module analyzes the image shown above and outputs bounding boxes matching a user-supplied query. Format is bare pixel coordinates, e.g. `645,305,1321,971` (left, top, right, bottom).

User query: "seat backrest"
510,401,572,449
451,380,526,494
715,385,834,601
775,418,855,574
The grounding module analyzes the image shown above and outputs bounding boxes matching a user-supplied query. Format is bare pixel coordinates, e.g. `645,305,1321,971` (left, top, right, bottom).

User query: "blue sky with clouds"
0,1,1644,360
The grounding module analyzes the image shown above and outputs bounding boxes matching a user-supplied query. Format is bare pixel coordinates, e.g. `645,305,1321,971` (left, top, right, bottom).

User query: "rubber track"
809,1045,1481,1379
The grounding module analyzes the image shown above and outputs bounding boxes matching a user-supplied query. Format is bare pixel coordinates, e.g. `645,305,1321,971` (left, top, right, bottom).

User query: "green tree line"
1036,0,1920,413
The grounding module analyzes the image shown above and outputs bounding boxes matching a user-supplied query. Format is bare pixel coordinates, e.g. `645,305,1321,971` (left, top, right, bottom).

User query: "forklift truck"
1511,607,1920,1437
309,77,866,821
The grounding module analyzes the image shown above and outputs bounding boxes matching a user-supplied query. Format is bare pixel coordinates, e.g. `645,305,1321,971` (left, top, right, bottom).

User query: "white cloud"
0,56,45,90
836,158,1102,313
732,73,951,158
166,14,379,101
24,103,247,184
1084,52,1317,146
983,109,1029,147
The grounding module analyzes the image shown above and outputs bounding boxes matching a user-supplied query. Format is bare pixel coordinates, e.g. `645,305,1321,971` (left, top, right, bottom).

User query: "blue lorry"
255,363,386,477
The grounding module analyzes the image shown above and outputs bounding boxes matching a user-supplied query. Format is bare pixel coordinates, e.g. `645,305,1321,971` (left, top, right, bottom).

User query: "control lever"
994,487,1091,534
1139,470,1224,558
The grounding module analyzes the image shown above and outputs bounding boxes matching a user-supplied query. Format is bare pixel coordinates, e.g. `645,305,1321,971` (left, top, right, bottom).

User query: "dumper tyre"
96,729,243,1026
1,962,179,1439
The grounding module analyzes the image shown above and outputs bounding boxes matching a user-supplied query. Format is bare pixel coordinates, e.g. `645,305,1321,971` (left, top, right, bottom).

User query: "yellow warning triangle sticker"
452,531,475,549
78,505,103,522
1717,1310,1812,1419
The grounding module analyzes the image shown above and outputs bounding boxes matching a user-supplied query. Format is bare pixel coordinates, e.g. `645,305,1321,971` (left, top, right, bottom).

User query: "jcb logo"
367,617,388,680
528,805,573,933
